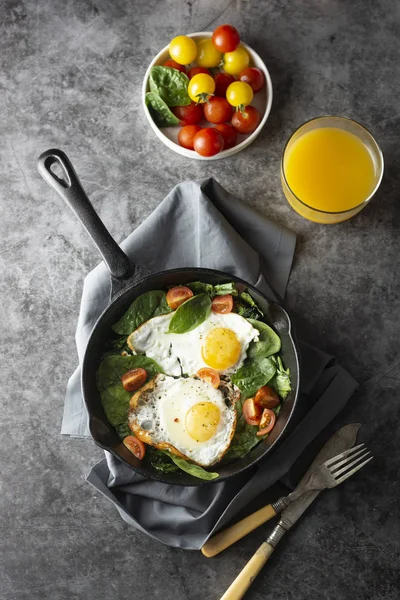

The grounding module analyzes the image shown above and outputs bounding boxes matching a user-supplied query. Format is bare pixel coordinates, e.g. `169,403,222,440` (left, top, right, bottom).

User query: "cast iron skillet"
37,149,300,486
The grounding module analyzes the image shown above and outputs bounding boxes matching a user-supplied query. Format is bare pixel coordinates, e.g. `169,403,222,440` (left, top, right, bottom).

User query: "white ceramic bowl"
142,32,273,160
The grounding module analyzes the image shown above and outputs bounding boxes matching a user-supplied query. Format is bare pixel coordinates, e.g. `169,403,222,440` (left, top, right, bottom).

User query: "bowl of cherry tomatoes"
142,25,273,160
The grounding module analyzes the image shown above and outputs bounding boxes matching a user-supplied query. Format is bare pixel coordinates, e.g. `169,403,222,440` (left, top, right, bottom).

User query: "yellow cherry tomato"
222,45,250,75
196,39,222,68
169,35,197,65
188,73,216,103
226,81,253,109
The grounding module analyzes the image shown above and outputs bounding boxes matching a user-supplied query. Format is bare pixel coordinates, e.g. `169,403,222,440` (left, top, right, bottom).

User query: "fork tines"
325,443,373,483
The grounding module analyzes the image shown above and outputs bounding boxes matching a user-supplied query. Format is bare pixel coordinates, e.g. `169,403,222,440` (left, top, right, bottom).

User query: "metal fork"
272,443,373,512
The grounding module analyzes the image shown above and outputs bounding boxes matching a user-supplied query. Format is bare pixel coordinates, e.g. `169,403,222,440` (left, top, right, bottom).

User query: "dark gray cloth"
63,177,358,550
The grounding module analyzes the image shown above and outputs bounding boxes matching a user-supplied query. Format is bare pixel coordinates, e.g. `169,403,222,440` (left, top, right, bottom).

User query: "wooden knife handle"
219,542,274,600
201,504,277,557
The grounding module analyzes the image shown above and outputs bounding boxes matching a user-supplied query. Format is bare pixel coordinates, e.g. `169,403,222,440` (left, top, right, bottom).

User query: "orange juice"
282,124,381,223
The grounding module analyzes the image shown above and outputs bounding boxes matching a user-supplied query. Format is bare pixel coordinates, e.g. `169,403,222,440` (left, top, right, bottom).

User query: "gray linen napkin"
62,177,358,550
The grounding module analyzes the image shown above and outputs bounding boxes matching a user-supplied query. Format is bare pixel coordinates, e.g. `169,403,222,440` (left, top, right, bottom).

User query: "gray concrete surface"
1,0,400,598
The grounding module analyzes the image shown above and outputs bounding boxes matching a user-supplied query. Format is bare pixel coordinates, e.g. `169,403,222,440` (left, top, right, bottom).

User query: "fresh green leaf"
168,293,211,334
186,281,216,297
231,357,276,399
270,356,292,399
223,415,262,461
112,290,171,335
102,335,131,359
213,282,238,296
146,447,179,473
145,92,180,127
235,303,261,320
167,453,219,480
149,66,191,107
115,423,131,440
97,355,163,428
247,319,281,359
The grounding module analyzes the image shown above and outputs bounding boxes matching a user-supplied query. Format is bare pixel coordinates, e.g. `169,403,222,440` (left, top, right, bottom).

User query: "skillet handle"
37,149,132,281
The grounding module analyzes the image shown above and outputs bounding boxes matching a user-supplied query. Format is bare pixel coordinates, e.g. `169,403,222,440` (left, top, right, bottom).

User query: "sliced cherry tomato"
254,385,280,409
169,35,197,65
242,397,262,426
121,368,147,392
166,286,194,309
172,102,204,126
203,97,233,124
178,125,202,149
123,436,146,460
188,66,210,79
212,294,233,313
212,24,240,53
238,67,265,93
231,105,261,134
163,59,186,74
214,72,236,97
197,367,221,388
214,124,237,150
193,128,224,157
257,409,276,436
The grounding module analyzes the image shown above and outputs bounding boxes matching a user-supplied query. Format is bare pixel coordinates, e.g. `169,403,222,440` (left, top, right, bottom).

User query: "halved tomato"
121,368,147,392
123,436,146,459
212,294,233,314
256,408,276,436
197,367,221,388
242,397,262,426
254,385,280,409
166,286,194,309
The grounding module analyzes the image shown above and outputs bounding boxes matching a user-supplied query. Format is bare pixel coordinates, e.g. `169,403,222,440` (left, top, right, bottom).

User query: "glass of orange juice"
281,116,384,224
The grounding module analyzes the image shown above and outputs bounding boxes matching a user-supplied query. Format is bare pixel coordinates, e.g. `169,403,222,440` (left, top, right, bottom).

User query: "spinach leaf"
214,282,238,296
112,290,171,335
247,319,281,359
223,416,262,461
97,355,163,428
231,357,276,399
234,291,264,320
115,423,131,440
187,281,216,297
270,356,292,399
146,447,179,473
168,293,211,334
149,66,191,107
145,92,180,127
167,453,219,480
102,335,131,359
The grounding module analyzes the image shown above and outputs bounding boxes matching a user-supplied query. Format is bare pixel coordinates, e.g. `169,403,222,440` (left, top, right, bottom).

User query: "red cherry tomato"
178,125,202,149
166,286,194,309
214,124,237,150
256,409,276,436
193,128,224,157
242,397,262,426
212,24,240,53
172,102,204,126
197,368,221,388
211,294,233,313
163,59,186,74
238,67,265,92
123,436,146,460
121,368,147,392
231,105,261,134
254,385,280,409
214,72,236,97
188,66,211,79
203,97,233,124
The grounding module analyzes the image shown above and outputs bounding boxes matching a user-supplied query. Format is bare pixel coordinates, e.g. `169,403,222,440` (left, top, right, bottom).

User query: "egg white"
128,311,259,377
128,375,236,467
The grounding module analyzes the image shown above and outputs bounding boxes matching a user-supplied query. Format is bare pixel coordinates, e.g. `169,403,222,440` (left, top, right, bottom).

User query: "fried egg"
128,374,237,467
128,311,259,377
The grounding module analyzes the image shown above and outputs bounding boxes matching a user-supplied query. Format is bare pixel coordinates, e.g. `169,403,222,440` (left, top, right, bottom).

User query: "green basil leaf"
231,357,276,399
97,355,163,429
149,66,191,107
168,293,211,334
112,290,171,335
247,319,281,359
145,92,180,127
167,453,219,480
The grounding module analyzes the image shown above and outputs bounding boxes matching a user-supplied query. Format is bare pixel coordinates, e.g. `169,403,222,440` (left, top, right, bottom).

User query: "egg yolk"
185,402,221,442
202,327,241,370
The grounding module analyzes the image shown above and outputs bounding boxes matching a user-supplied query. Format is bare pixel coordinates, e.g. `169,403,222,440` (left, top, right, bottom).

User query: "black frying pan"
37,149,300,486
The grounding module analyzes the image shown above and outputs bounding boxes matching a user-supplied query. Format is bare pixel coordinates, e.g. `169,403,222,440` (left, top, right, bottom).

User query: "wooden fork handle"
201,504,277,557
220,542,274,600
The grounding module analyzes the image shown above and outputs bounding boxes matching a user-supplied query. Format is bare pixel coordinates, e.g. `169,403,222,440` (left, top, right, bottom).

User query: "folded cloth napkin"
62,178,358,550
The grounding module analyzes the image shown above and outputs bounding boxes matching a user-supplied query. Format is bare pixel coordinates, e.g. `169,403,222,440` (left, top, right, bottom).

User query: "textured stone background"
1,0,400,598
